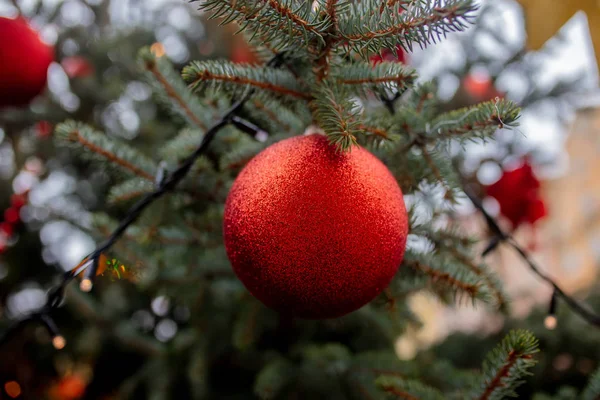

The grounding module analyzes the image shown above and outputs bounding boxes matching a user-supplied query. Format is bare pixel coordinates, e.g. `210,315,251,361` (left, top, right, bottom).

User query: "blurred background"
0,0,599,398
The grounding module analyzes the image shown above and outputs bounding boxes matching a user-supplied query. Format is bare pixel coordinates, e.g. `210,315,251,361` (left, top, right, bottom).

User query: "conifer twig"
0,53,285,350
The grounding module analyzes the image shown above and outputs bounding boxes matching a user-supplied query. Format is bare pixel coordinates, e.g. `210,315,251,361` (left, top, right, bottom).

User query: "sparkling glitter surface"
223,134,408,319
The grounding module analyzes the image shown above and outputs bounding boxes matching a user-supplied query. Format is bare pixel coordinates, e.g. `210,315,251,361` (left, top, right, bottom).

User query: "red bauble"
61,56,94,79
223,133,409,319
0,17,54,108
4,207,19,224
486,161,547,229
370,45,407,65
463,72,503,102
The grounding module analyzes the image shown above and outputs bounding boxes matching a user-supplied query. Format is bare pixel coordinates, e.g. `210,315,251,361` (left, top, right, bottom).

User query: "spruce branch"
471,330,538,400
312,83,361,151
183,61,310,100
194,0,327,49
427,99,520,141
376,376,445,400
339,0,477,55
334,62,417,97
108,178,155,204
55,122,157,181
139,47,210,131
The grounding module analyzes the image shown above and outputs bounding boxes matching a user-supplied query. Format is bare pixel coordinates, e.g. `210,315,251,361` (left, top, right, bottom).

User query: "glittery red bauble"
0,17,54,108
223,134,409,319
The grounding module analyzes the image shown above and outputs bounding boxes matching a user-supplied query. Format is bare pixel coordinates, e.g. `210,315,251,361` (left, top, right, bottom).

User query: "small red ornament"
35,120,53,138
0,17,54,108
61,56,94,79
462,72,503,102
230,36,260,64
4,207,20,224
223,133,409,319
0,222,13,237
370,45,407,65
486,161,547,229
10,194,27,209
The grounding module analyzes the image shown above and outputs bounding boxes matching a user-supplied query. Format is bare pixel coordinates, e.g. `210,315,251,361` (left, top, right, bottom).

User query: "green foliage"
580,366,600,400
376,376,445,400
470,330,539,400
333,62,417,97
139,47,214,131
183,60,306,105
338,0,477,56
195,0,330,50
254,357,295,399
312,83,361,150
55,121,158,180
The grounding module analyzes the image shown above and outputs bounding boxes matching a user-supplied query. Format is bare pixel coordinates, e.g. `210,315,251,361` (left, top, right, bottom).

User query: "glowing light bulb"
52,335,66,350
544,315,557,330
80,278,93,292
150,42,166,58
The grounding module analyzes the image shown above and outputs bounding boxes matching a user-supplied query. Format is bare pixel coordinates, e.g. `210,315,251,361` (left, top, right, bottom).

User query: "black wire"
0,52,285,349
463,184,600,328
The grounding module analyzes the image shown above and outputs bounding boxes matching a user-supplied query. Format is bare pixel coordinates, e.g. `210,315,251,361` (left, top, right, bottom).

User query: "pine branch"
376,376,445,400
445,247,508,312
183,61,310,100
334,62,416,97
339,0,477,55
312,83,362,151
108,178,155,204
266,0,326,36
471,330,538,400
194,0,327,49
139,48,210,131
427,99,520,141
55,122,157,181
403,251,493,306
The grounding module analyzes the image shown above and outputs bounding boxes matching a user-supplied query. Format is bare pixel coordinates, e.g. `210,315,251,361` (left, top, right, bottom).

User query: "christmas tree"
1,0,600,399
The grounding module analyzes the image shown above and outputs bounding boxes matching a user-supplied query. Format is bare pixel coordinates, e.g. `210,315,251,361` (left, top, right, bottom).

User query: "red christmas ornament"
35,120,53,138
0,17,54,108
4,207,20,224
370,45,407,65
10,193,27,209
462,72,503,102
0,222,13,237
223,133,409,319
61,56,94,79
486,161,547,229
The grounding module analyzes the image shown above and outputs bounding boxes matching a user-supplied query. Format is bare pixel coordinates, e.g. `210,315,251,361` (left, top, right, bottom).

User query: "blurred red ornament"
230,37,260,64
370,45,407,65
463,72,504,102
224,133,409,319
486,161,547,229
61,56,94,79
10,194,27,209
4,208,20,224
0,222,13,237
36,120,53,138
0,17,54,108
50,375,86,400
